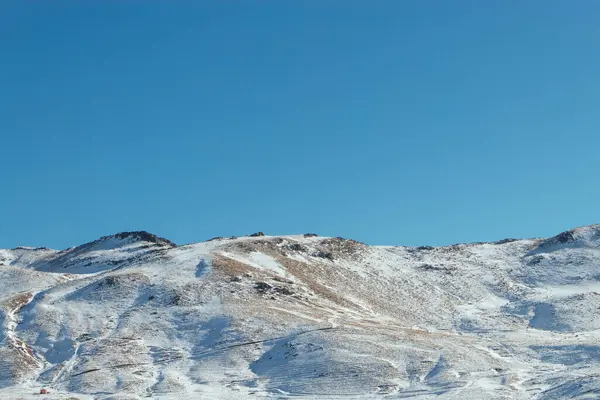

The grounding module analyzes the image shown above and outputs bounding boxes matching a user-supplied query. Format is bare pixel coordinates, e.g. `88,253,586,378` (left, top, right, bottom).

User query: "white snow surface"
1,226,600,399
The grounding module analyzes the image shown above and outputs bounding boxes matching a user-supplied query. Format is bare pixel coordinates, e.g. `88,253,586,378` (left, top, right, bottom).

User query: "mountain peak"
533,224,600,253
65,231,176,254
106,231,176,248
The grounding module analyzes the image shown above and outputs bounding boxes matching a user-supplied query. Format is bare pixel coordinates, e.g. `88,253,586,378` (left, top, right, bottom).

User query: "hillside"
1,226,600,399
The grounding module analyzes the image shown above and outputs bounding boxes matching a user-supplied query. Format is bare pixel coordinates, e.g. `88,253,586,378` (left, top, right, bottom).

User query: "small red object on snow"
40,388,48,394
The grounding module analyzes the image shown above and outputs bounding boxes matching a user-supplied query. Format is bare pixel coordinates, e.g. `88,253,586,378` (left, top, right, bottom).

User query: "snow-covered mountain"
2,226,600,399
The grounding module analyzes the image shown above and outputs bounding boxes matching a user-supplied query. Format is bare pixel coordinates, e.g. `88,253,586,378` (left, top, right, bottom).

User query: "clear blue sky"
2,1,599,249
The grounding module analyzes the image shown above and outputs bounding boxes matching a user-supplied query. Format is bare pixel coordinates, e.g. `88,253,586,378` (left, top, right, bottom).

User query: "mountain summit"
1,226,600,399
533,224,600,253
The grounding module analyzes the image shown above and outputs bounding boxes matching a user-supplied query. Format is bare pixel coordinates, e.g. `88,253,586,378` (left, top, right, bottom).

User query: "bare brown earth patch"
211,254,261,277
2,292,33,314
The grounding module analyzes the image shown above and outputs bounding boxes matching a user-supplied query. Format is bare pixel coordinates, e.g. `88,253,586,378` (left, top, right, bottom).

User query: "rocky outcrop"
111,231,176,247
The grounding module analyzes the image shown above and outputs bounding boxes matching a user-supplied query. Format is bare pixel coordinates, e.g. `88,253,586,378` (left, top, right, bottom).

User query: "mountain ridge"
10,223,600,252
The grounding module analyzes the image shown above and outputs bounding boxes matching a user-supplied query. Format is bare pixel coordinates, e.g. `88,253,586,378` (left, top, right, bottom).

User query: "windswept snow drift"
1,226,600,399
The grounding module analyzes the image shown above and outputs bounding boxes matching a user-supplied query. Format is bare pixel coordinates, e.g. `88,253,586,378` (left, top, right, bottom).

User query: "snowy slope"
1,227,600,399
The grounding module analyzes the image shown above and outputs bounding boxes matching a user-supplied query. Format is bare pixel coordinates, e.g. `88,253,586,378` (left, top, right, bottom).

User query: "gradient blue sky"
1,1,599,249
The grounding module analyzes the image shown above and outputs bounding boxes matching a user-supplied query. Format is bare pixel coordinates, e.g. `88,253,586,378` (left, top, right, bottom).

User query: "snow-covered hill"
2,226,600,399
